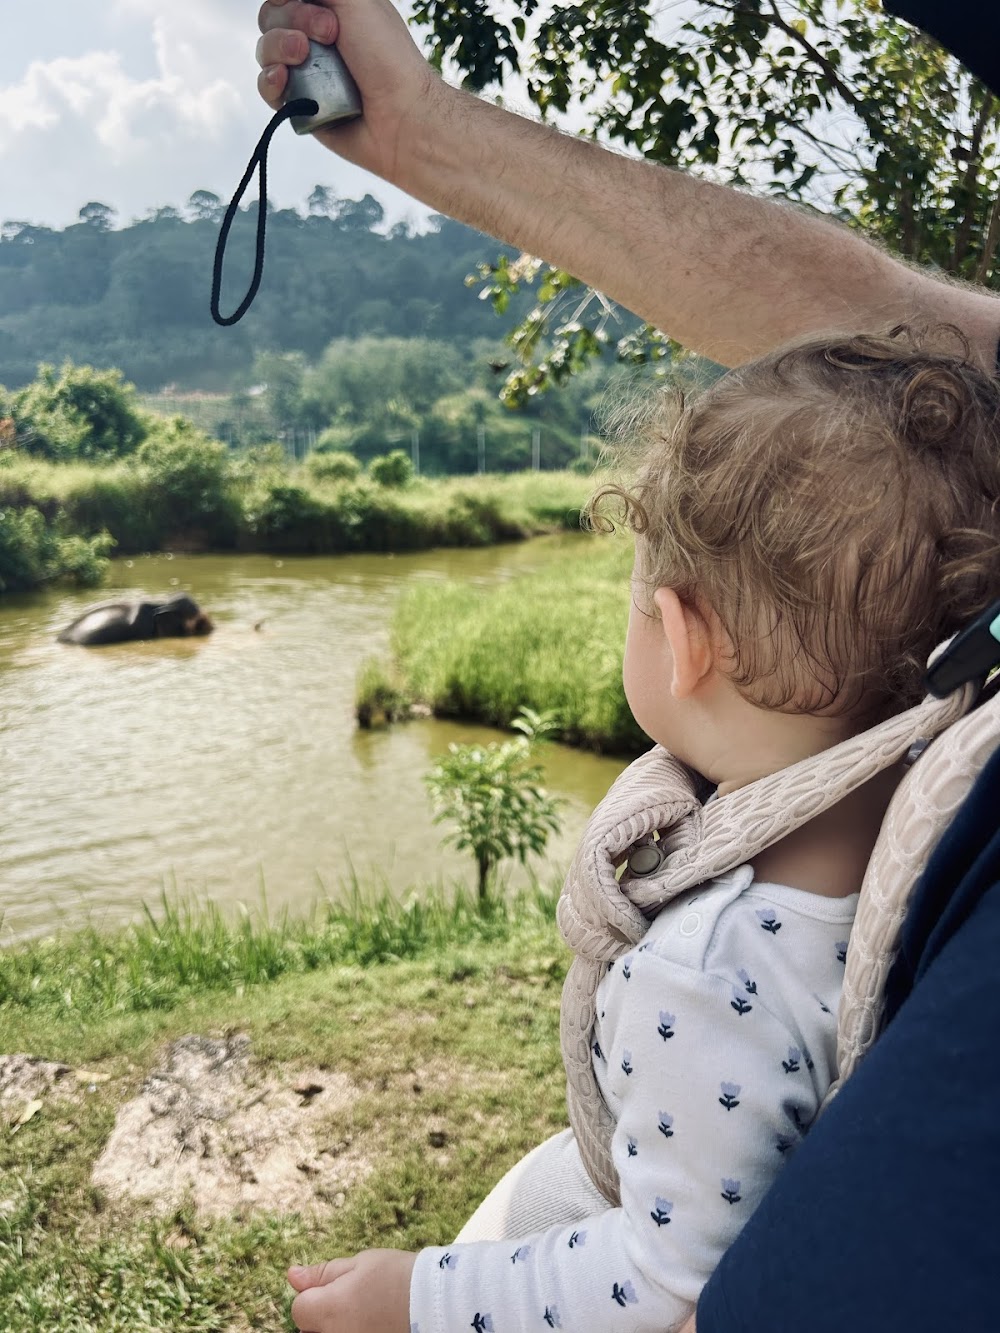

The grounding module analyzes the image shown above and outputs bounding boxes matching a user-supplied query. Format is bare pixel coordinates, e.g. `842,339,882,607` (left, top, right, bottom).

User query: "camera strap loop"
210,98,318,327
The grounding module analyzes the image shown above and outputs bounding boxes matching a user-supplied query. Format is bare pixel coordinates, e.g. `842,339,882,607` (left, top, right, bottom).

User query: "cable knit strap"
558,678,977,1205
556,748,703,963
828,687,1000,1103
653,684,974,890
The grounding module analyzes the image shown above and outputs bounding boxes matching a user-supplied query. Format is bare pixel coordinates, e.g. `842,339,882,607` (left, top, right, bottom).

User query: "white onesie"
410,864,857,1333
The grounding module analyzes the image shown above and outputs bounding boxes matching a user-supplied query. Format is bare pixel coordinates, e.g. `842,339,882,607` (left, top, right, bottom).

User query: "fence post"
532,426,541,472
477,425,486,475
411,428,420,476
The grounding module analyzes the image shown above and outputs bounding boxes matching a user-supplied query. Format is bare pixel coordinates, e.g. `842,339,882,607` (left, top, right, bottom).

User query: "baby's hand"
287,1249,417,1333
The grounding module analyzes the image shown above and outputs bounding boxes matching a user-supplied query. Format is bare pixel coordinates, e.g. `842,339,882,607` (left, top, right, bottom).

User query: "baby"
287,327,1000,1333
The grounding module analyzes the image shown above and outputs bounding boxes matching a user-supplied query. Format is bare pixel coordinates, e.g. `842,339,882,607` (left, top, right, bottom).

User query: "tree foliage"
7,363,145,461
412,1,1000,395
0,201,535,393
0,506,111,593
256,335,612,473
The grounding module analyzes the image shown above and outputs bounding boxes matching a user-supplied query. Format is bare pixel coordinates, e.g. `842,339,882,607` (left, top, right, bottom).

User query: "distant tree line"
0,192,539,392
1,348,617,477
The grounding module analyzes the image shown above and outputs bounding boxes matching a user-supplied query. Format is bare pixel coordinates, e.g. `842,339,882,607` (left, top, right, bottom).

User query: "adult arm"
255,0,1000,370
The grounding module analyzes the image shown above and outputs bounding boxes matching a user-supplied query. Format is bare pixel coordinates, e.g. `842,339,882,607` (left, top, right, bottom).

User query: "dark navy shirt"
697,744,1000,1333
883,3,1000,98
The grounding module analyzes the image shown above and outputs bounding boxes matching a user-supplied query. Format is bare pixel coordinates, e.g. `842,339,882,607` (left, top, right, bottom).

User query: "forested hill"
0,195,529,392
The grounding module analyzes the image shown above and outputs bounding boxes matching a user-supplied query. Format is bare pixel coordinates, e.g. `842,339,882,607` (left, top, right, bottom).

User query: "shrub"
306,450,361,484
368,449,414,488
137,417,239,545
49,530,115,586
442,491,527,545
0,505,112,592
12,363,146,461
425,708,563,899
242,482,337,552
59,465,154,554
237,443,289,474
355,656,413,726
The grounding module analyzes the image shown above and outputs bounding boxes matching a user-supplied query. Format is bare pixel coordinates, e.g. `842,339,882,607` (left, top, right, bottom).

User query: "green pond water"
0,537,628,945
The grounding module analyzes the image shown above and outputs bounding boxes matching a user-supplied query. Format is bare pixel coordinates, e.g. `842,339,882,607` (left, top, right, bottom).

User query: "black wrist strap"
210,98,318,327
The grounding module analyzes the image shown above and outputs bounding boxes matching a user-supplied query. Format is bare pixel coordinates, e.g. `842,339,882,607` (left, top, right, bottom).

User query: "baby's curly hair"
590,326,1000,721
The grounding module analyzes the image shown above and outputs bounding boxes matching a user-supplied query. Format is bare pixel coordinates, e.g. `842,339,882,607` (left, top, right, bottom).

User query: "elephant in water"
57,595,214,646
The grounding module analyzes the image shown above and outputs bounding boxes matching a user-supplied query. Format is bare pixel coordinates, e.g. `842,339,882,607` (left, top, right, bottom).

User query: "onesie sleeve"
409,918,828,1333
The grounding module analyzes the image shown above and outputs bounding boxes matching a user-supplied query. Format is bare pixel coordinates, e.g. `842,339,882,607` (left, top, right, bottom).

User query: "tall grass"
0,454,593,576
365,536,647,754
0,879,561,1021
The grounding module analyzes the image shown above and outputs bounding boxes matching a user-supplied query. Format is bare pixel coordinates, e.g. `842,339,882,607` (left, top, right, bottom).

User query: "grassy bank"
358,536,648,754
0,446,594,594
0,886,568,1332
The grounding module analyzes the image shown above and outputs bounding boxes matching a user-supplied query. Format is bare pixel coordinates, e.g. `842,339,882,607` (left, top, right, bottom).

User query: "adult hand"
287,1248,417,1333
256,0,449,181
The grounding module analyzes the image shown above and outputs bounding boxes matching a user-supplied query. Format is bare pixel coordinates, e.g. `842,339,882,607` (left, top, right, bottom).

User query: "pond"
0,537,629,945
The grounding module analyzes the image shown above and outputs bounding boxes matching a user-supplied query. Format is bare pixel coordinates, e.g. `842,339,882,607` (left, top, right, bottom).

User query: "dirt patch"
0,1053,103,1132
1,1054,74,1105
91,1034,371,1219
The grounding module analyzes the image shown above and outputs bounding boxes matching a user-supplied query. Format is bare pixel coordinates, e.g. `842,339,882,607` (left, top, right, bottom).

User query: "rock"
91,1033,371,1219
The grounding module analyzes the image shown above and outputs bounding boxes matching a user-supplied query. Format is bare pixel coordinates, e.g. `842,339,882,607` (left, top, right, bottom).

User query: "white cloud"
0,1,423,229
112,0,258,95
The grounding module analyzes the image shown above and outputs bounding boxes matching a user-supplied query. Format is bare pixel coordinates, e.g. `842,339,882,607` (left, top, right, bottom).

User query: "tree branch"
975,190,1000,286
953,94,995,271
701,0,880,134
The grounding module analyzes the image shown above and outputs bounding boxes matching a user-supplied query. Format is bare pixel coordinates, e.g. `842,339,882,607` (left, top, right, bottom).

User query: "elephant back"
57,601,139,645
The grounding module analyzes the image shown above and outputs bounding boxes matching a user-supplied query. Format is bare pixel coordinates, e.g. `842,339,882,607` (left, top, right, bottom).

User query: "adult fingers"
255,28,310,73
258,0,338,42
257,63,289,110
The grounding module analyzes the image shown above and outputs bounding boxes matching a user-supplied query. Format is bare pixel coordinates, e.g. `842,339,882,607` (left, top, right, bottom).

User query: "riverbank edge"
354,538,650,755
0,884,570,1332
0,460,596,596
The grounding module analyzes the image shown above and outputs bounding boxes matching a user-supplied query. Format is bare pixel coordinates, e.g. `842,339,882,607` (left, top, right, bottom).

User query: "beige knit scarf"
558,680,999,1205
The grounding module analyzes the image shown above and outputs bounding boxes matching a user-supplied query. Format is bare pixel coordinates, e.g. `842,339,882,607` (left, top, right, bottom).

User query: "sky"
0,0,433,231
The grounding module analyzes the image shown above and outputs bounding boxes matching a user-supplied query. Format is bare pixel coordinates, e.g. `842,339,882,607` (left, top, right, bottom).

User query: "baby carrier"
559,602,1000,1205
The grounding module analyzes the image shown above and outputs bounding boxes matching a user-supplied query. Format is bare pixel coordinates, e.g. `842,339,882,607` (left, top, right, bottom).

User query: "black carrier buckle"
925,598,1000,698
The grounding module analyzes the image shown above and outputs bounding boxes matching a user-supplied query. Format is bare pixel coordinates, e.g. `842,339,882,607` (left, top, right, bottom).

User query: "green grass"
0,886,569,1332
360,535,647,754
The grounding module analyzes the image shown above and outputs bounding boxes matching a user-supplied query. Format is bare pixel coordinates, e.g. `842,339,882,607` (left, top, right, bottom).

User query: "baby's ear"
653,588,717,699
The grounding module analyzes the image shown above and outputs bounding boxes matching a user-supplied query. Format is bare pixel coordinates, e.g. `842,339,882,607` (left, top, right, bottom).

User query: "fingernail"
315,15,336,41
289,1266,306,1278
264,65,281,86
